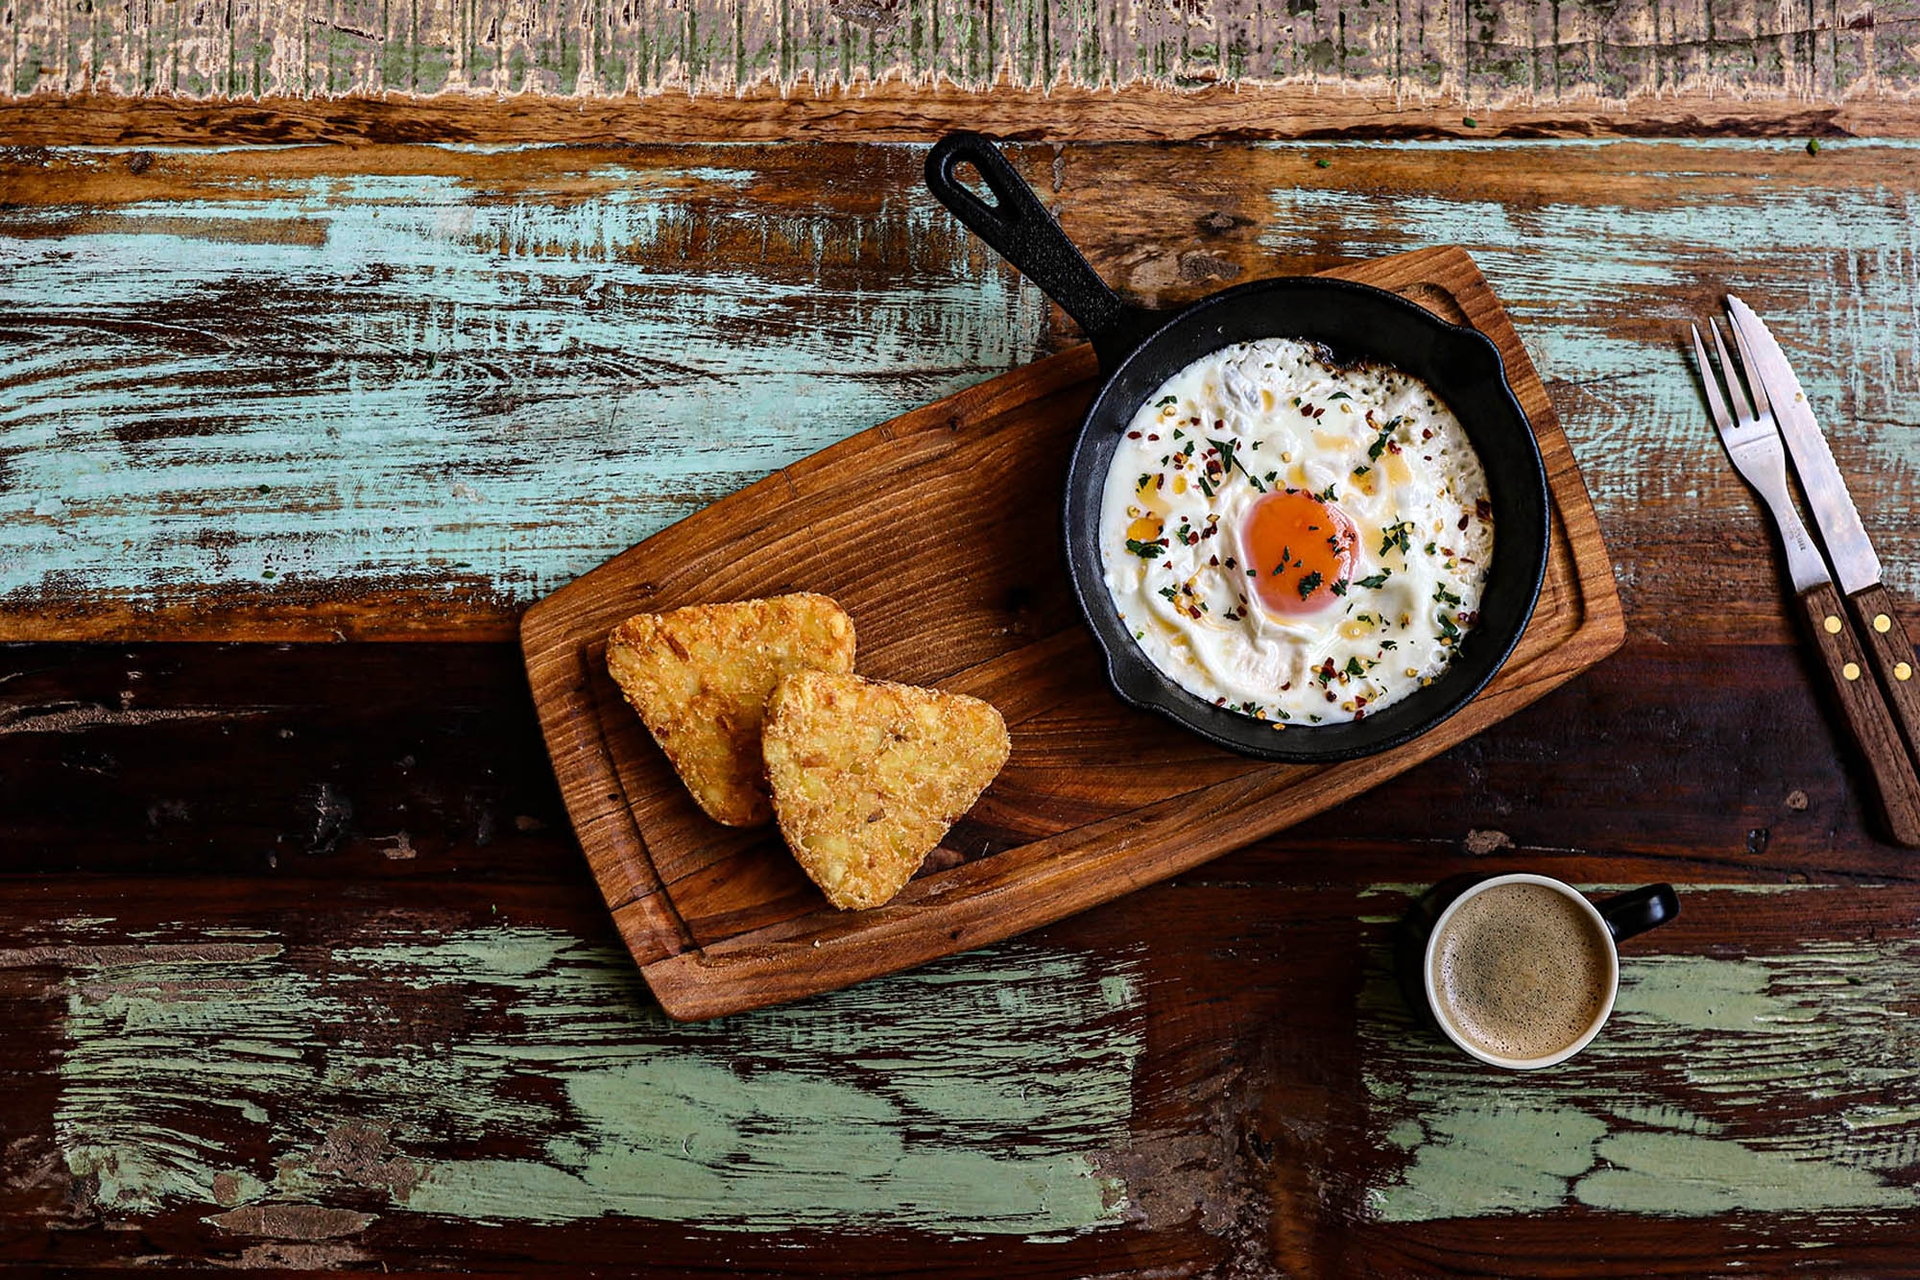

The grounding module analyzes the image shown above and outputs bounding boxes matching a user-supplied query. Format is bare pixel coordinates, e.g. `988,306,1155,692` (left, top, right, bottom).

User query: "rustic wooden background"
5,0,1920,1274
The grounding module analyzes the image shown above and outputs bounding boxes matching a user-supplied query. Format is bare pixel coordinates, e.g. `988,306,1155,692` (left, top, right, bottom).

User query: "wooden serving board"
521,246,1625,1021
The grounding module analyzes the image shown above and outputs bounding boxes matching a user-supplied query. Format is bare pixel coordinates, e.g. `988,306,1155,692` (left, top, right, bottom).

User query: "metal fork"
1692,316,1920,846
1692,320,1826,592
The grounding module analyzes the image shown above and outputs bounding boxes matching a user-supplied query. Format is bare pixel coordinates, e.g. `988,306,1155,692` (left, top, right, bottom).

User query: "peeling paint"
0,153,1047,618
51,920,1143,1236
1360,885,1920,1223
206,1204,378,1239
1260,165,1920,598
0,0,1910,104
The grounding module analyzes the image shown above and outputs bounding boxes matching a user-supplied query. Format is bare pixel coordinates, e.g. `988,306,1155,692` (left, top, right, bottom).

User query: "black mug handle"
924,132,1163,374
1596,883,1680,943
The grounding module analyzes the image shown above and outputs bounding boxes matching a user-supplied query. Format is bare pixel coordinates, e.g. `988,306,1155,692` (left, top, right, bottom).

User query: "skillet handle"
925,132,1162,374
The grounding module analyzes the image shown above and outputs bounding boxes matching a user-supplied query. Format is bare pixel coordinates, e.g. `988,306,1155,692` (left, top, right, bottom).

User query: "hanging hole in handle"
951,160,1000,210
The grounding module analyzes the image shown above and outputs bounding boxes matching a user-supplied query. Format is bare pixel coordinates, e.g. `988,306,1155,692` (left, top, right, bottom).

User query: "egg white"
1098,338,1494,727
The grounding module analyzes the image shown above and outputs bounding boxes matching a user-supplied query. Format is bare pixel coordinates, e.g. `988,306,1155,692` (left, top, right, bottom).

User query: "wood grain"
6,139,1920,644
520,245,1627,1019
1,40,1918,1270
1795,579,1920,845
3,823,1918,1268
3,85,1916,147
2,641,1911,884
1846,580,1920,769
5,637,1920,1271
4,0,1919,143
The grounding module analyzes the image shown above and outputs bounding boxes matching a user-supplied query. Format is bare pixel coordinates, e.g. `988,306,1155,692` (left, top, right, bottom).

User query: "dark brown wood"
0,89,1914,148
1846,581,1920,769
3,641,1913,885
1797,579,1920,847
520,245,1627,1020
7,639,1920,1273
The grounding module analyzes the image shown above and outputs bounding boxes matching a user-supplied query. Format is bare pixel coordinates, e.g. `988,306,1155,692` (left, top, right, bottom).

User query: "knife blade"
1726,295,1920,793
1725,296,1881,594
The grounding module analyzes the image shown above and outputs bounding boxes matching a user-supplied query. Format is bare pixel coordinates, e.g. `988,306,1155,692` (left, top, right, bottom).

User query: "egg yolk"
1242,490,1357,615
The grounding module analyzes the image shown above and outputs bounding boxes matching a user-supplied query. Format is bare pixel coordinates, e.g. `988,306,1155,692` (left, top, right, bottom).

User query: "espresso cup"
1396,873,1680,1070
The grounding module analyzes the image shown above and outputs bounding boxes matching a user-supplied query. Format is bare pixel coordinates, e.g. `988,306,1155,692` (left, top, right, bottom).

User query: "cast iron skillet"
924,132,1549,763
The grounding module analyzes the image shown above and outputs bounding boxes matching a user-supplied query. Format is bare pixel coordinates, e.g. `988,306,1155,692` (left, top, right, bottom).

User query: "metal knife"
1726,296,1920,772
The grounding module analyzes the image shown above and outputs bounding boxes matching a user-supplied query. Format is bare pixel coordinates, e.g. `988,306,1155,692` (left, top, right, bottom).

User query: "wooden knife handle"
1799,581,1920,847
1845,582,1920,769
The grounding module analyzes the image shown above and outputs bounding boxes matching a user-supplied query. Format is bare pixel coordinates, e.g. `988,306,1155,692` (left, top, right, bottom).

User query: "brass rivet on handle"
1899,662,1914,682
1875,613,1893,633
1844,662,1862,681
1824,615,1843,634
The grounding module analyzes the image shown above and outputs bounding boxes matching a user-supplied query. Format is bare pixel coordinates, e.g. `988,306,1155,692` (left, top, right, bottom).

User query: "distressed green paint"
1258,148,1920,602
50,918,1142,1235
1,0,1914,102
1579,1131,1916,1214
4,139,1920,633
1360,884,1920,1223
0,149,1049,614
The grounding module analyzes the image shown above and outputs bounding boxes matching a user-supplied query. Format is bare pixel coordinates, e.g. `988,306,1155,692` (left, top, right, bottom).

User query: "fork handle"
1799,581,1920,847
1846,583,1920,771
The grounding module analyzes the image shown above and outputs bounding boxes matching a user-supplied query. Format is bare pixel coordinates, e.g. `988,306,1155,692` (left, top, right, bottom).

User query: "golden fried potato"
606,594,855,827
762,671,1010,910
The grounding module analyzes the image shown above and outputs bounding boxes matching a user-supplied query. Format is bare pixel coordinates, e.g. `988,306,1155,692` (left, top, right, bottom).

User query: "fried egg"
1098,337,1494,727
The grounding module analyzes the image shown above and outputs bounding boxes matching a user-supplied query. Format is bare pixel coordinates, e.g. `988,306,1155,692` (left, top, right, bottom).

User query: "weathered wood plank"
5,872,1918,1268
3,641,1914,891
0,143,1049,639
1358,883,1920,1226
2,85,1911,147
4,140,1918,642
21,919,1139,1236
5,639,1920,1269
2,0,1917,142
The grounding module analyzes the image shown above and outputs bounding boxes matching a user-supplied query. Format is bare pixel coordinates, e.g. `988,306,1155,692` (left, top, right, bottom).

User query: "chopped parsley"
1438,613,1461,641
1344,656,1365,678
1357,569,1391,589
1433,584,1462,606
1315,483,1338,503
1158,586,1178,601
1367,415,1404,460
1126,538,1167,559
1380,520,1414,556
1297,570,1324,599
1156,395,1177,407
1331,579,1348,596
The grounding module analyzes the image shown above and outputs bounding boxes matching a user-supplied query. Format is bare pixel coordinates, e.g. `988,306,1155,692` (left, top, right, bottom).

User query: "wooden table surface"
6,2,1920,1274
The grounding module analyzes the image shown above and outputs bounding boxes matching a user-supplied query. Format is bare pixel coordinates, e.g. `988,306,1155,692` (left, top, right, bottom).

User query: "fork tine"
1691,323,1735,435
1723,306,1775,420
1709,317,1756,423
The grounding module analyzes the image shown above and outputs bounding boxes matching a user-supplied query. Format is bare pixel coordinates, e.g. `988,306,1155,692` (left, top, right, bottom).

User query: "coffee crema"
1430,882,1612,1062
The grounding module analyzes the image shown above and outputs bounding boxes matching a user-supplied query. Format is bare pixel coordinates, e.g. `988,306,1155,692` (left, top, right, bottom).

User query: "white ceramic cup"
1420,872,1678,1070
